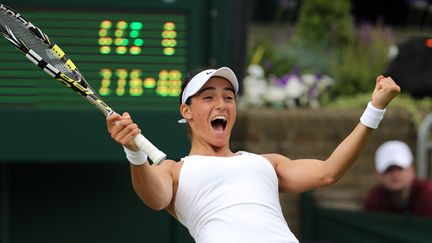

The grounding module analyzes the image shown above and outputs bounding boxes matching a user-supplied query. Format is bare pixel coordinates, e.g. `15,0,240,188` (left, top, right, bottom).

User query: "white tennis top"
174,152,298,243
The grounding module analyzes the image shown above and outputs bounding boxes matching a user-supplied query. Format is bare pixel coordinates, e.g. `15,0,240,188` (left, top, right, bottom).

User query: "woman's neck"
189,141,233,157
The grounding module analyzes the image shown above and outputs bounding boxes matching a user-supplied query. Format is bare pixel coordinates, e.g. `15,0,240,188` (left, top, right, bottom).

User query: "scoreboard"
0,7,192,111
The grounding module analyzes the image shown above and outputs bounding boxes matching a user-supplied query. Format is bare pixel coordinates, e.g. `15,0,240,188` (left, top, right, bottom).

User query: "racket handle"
134,134,166,165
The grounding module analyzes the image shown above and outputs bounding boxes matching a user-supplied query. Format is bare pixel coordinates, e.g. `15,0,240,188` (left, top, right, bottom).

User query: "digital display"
0,10,187,110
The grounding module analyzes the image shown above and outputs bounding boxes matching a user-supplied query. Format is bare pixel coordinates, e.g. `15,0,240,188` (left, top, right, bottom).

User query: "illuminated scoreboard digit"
0,9,188,110
97,19,182,98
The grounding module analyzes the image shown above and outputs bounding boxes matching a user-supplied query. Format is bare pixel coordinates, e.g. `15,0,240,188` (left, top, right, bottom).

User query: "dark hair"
179,66,212,105
179,67,213,139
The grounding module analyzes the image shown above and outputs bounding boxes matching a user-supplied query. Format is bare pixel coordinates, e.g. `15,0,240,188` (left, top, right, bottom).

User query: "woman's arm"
269,76,400,193
106,112,175,210
265,123,371,193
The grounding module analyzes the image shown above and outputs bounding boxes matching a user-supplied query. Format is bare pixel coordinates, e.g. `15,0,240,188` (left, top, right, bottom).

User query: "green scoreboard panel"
0,0,225,161
0,6,192,111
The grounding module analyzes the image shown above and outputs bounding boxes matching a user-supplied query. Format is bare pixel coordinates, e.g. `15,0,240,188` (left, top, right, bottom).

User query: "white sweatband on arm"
360,101,386,129
123,146,148,165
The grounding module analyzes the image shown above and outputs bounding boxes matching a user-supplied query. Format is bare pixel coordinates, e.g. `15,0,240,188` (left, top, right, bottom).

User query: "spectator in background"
364,140,432,218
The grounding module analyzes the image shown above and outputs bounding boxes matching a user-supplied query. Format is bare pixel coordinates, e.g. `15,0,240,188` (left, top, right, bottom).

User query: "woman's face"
181,77,237,148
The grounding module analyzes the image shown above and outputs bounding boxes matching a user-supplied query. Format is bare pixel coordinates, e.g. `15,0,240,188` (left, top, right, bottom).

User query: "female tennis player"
106,67,400,243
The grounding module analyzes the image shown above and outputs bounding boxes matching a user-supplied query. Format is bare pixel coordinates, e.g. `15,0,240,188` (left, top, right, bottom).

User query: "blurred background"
0,0,431,242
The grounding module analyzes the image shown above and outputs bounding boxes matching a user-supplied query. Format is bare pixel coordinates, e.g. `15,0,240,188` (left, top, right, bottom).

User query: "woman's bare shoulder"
260,153,292,167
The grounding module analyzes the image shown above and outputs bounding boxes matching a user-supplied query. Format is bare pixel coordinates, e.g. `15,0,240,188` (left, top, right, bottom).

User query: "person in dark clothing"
365,140,432,218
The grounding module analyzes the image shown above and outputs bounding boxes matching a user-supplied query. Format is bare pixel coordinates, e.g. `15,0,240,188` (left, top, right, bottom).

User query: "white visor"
178,67,239,123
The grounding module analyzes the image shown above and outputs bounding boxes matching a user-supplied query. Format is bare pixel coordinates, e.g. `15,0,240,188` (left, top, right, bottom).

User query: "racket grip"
134,134,166,165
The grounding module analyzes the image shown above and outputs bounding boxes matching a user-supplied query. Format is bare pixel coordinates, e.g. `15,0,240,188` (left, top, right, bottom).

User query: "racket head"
0,4,81,80
0,4,113,116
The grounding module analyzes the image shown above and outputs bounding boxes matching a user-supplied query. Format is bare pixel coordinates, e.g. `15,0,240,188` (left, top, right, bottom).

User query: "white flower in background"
267,72,305,109
266,83,287,109
318,75,334,89
240,64,333,109
305,74,333,109
283,74,306,109
242,64,268,107
301,74,316,87
299,73,318,107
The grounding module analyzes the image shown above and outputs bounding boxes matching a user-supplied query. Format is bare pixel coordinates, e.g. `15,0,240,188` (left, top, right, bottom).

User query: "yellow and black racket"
0,3,166,164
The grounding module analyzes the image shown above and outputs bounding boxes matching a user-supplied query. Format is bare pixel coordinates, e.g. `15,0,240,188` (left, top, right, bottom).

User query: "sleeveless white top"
174,152,298,243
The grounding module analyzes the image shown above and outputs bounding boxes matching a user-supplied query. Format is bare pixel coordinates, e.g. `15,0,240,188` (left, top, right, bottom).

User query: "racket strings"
0,13,80,81
0,19,7,33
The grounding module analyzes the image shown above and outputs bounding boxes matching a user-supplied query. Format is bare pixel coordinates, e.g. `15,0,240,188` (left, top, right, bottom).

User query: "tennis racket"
0,3,166,164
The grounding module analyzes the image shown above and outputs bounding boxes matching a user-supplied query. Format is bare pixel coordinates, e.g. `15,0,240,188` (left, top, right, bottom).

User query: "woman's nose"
215,96,226,110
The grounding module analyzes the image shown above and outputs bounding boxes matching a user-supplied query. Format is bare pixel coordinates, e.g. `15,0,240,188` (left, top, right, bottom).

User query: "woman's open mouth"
211,116,227,132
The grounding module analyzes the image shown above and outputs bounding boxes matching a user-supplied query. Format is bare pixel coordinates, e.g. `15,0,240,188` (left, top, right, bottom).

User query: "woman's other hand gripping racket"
107,112,165,165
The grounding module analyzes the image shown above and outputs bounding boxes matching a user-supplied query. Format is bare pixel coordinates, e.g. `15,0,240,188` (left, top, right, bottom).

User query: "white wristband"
360,101,386,129
123,146,148,165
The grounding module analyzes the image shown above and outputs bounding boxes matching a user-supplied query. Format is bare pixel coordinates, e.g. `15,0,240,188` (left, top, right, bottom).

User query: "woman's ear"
180,103,192,120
